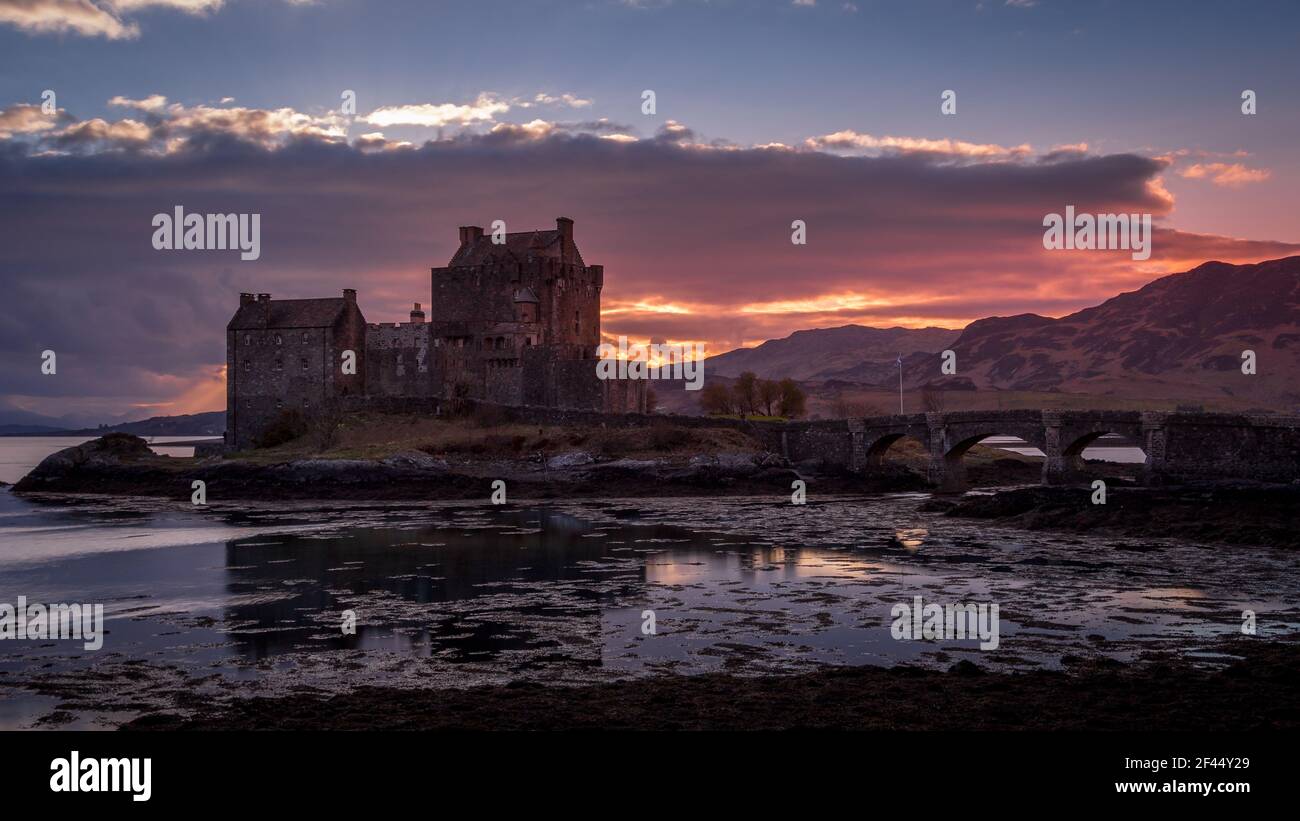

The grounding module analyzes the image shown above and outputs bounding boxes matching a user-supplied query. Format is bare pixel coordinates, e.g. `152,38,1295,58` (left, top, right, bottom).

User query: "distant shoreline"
0,432,220,439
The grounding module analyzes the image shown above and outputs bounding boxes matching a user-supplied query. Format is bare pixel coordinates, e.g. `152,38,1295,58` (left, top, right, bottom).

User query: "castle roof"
228,297,349,330
449,229,585,268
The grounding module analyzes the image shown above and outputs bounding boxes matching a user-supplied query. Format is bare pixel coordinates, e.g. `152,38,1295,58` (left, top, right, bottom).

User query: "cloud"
360,94,513,129
805,129,1034,160
1178,162,1271,188
355,131,412,153
45,116,153,150
0,103,75,137
1,99,1295,419
0,0,138,39
0,98,349,154
360,92,596,129
526,93,593,108
0,94,634,158
0,0,303,40
110,0,222,11
108,94,169,112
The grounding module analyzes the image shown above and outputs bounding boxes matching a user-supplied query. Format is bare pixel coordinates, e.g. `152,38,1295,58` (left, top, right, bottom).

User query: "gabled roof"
449,230,585,267
228,298,348,330
513,286,539,303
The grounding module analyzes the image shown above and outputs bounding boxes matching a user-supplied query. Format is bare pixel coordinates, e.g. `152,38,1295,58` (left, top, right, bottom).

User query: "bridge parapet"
1149,412,1300,484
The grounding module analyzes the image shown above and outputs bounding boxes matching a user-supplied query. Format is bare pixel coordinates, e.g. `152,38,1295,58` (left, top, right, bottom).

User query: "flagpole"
897,353,904,415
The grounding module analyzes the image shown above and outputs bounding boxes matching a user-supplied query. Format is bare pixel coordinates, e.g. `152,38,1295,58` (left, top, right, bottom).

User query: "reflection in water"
221,509,637,662
892,528,928,551
1,489,1299,728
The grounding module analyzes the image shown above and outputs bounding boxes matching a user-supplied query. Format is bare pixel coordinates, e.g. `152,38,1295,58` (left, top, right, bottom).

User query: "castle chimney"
342,288,356,303
458,225,484,246
256,293,271,303
556,216,573,244
240,292,255,306
410,302,425,323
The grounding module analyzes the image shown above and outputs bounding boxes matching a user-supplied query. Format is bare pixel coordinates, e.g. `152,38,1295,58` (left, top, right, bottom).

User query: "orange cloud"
1178,162,1271,187
804,130,1033,159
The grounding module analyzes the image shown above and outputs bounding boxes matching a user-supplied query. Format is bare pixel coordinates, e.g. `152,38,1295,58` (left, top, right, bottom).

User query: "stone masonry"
225,219,645,449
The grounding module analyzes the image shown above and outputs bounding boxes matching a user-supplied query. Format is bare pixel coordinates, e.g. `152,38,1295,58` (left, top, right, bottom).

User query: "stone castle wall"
227,296,367,449
365,322,433,397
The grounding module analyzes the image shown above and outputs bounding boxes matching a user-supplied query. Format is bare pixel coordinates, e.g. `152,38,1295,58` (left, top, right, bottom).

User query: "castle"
225,218,645,449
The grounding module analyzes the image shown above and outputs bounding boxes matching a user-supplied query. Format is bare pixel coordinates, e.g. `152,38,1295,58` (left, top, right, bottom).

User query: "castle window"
302,332,308,343
301,357,308,370
243,360,251,372
274,358,283,371
275,334,282,345
573,311,580,335
244,334,251,346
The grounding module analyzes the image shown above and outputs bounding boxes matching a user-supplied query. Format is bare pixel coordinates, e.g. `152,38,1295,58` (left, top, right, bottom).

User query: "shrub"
255,409,308,448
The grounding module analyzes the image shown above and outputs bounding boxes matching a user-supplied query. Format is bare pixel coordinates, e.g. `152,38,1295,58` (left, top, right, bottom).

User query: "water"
0,436,220,484
1,485,1298,730
981,434,1146,464
1,435,1297,729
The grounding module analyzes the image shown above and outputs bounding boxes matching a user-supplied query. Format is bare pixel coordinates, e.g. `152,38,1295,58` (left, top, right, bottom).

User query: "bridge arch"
1050,429,1146,484
935,430,1045,493
1045,412,1146,485
864,432,930,467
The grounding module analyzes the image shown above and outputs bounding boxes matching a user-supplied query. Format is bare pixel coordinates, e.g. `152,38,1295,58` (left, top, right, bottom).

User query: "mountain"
704,325,960,382
0,411,225,437
0,423,69,435
0,407,100,430
905,256,1300,408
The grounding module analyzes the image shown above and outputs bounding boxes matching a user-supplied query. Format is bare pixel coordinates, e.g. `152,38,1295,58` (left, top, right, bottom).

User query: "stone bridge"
775,410,1300,492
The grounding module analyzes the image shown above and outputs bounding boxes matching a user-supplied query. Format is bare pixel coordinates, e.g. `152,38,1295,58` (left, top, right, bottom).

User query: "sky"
1,0,1298,424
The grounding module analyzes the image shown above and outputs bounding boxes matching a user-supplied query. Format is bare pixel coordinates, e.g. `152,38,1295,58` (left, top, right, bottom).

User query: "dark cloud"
2,123,1295,419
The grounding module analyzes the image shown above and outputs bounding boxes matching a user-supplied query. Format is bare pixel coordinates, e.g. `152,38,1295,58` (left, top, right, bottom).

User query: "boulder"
546,451,595,470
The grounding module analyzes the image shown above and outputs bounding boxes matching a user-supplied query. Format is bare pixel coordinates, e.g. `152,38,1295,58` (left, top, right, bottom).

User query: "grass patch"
231,412,764,462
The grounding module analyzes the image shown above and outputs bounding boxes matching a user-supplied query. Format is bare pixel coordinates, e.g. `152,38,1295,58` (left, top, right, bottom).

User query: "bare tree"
921,384,947,413
831,394,882,418
776,378,807,419
758,378,782,416
732,371,759,415
699,382,734,415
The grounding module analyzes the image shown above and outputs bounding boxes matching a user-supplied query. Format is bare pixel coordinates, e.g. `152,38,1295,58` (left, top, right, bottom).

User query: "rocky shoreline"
927,482,1300,549
124,638,1300,731
12,435,1297,548
8,432,943,501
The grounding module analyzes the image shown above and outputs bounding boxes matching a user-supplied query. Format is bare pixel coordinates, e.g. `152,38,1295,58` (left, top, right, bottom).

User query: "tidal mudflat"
1,489,1297,729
